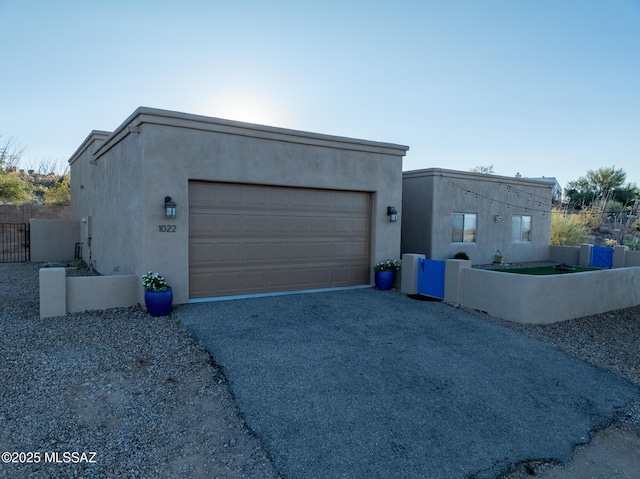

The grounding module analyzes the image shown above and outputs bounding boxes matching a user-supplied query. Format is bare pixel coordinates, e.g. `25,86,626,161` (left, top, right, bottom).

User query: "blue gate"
417,258,446,299
591,246,613,269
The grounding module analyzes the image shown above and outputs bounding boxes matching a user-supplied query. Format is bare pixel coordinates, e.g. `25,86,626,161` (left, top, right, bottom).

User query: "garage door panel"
267,216,291,234
312,217,333,234
268,189,291,208
334,191,356,209
351,240,370,257
215,214,245,235
350,218,369,234
310,191,333,209
310,268,332,285
189,181,371,298
291,217,312,233
335,217,358,233
289,243,313,261
292,190,312,208
331,242,352,258
189,214,217,235
243,215,268,233
244,187,269,206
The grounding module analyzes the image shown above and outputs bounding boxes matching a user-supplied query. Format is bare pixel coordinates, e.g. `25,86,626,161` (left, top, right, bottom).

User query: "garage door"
189,181,371,299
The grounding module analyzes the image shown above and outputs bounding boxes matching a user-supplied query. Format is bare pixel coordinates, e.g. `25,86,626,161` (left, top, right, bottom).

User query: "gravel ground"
2,261,639,478
0,262,281,479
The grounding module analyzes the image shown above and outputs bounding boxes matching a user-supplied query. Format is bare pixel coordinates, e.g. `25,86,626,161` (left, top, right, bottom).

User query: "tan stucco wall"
402,168,553,264
29,219,80,262
549,245,581,264
39,269,140,318
70,108,408,304
626,250,640,267
66,275,139,313
460,267,640,323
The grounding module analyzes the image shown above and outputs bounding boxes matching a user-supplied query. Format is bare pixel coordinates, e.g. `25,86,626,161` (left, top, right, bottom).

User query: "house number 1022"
159,225,177,232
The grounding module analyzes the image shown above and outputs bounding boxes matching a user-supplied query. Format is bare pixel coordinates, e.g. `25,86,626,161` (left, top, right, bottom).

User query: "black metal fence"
0,223,30,263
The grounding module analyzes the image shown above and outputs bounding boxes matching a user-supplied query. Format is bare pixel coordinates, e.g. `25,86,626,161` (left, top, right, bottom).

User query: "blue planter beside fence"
374,271,395,290
144,287,173,316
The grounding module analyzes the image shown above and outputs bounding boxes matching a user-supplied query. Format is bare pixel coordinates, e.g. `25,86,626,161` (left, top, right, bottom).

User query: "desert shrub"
551,210,589,245
575,206,603,230
626,238,640,251
453,251,469,260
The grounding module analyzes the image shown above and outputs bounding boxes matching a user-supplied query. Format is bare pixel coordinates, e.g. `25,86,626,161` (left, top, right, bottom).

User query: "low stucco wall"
40,268,139,318
459,267,640,324
548,245,580,265
66,275,139,313
30,219,80,262
626,250,640,267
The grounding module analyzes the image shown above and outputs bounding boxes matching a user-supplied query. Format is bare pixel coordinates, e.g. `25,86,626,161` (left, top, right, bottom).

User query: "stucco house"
401,168,553,264
69,107,409,304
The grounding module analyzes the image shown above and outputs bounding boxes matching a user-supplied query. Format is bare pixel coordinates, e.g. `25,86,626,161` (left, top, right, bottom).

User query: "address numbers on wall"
158,225,177,232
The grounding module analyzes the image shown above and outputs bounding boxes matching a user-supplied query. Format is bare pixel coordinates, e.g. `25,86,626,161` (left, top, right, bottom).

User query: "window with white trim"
512,215,532,242
451,213,476,243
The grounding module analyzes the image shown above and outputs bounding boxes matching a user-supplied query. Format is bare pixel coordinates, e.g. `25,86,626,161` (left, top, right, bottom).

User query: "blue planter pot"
144,287,173,317
374,271,395,290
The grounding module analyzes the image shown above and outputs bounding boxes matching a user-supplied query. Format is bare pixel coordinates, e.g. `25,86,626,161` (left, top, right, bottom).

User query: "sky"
1,0,638,189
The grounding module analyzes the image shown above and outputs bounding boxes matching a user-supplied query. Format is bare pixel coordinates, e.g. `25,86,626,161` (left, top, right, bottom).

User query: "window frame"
451,212,477,243
511,214,532,242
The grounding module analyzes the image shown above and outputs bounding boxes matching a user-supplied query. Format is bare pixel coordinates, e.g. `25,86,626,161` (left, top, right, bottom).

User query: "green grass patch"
497,265,603,275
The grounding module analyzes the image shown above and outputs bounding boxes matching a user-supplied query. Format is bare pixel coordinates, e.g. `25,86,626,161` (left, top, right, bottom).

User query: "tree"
564,166,635,208
0,136,26,170
469,165,495,174
563,177,594,207
585,166,626,195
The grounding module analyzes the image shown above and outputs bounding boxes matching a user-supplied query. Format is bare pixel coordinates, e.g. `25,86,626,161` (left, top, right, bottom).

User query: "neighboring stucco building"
528,176,562,205
401,168,553,264
69,107,409,304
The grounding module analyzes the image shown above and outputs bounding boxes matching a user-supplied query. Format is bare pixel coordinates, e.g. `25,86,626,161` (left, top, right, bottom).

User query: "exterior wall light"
165,196,177,218
387,206,398,222
494,214,502,222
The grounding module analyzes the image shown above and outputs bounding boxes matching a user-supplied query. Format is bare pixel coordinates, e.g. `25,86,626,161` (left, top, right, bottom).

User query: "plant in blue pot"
373,259,400,291
142,271,173,316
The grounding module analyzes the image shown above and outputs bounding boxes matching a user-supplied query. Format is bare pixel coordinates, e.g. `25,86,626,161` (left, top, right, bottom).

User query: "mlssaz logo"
44,452,97,463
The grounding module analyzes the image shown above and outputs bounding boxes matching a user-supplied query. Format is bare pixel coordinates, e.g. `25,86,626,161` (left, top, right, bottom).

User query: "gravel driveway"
175,289,640,479
3,261,640,479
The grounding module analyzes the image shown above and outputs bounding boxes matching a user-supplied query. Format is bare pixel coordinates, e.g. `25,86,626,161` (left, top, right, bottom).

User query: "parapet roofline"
68,130,111,165
90,106,410,162
403,167,555,189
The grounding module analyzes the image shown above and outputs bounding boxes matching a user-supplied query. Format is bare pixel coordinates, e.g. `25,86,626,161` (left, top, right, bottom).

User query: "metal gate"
0,223,30,263
417,258,445,299
591,246,613,269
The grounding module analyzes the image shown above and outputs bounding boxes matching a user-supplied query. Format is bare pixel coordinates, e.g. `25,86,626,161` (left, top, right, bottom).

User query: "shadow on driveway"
174,289,640,479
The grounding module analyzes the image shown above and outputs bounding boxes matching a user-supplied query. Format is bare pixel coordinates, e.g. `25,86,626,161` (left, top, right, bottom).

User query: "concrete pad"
174,289,640,479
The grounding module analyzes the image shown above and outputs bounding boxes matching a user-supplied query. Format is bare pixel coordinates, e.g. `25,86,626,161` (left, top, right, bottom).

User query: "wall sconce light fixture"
165,196,177,218
387,206,398,222
494,214,502,222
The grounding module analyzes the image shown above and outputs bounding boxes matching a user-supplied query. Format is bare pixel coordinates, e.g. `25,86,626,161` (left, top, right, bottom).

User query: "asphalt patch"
175,289,640,479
